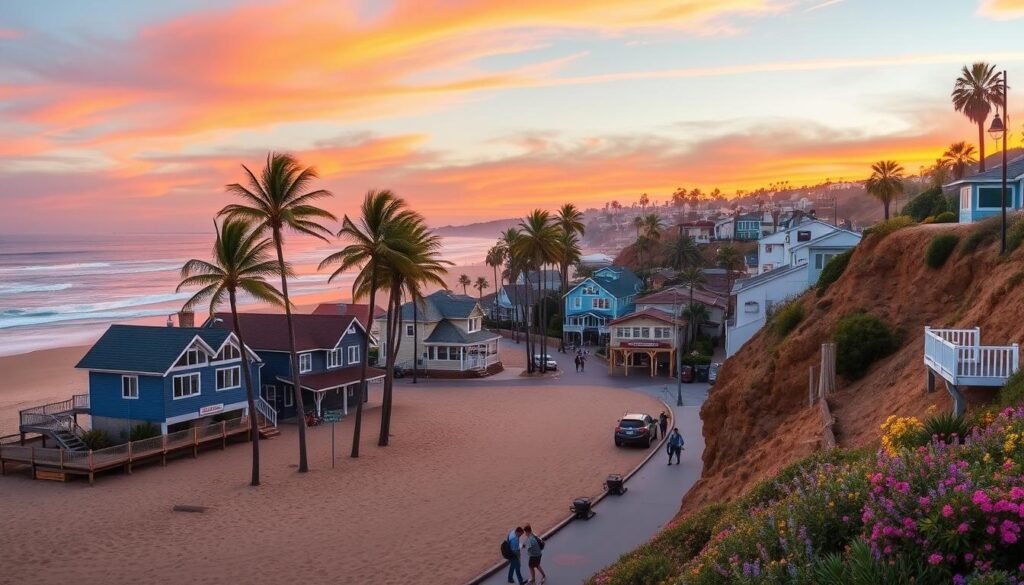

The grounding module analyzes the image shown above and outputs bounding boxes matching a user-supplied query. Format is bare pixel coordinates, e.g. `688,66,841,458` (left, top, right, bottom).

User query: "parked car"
614,413,657,447
680,365,694,383
533,354,558,370
708,362,721,385
393,365,406,379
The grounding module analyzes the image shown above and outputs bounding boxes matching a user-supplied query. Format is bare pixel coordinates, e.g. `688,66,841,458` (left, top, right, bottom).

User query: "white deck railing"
924,327,1020,386
254,396,277,428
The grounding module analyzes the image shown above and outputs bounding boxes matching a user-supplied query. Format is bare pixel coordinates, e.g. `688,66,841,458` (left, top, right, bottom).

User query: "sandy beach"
1,368,661,585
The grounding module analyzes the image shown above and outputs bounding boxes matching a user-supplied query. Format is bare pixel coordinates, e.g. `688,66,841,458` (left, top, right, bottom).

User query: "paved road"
466,340,709,585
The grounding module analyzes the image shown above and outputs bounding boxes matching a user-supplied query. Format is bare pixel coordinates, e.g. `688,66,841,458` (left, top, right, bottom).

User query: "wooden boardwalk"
0,417,255,484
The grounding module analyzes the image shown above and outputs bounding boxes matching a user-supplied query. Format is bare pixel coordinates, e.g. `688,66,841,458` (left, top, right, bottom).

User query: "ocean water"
0,232,493,357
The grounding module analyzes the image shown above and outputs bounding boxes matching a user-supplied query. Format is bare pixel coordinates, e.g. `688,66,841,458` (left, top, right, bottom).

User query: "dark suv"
614,413,657,447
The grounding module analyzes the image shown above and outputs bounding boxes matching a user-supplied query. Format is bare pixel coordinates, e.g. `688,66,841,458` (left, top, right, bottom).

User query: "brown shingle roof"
609,308,686,327
280,367,386,391
210,313,359,352
311,303,385,329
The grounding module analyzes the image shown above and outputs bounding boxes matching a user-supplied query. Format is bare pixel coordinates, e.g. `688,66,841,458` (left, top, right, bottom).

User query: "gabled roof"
759,218,836,244
788,228,861,252
636,286,728,309
732,263,806,293
76,325,239,375
946,155,1024,186
209,313,361,352
609,308,686,327
567,266,641,299
311,303,385,329
497,284,532,308
423,320,501,344
392,290,482,322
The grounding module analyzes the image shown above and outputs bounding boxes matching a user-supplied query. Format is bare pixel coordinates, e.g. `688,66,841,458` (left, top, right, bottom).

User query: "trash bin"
571,497,595,519
680,365,694,383
695,365,710,383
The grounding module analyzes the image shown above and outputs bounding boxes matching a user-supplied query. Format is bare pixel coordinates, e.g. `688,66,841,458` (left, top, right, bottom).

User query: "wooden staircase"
52,428,88,452
258,424,280,439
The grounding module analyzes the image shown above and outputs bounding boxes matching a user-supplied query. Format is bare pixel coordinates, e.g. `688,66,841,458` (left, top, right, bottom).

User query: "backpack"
500,538,513,560
537,536,545,551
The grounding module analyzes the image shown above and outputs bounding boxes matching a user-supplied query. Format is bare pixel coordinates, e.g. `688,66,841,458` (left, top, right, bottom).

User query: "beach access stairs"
18,394,92,450
924,327,1020,416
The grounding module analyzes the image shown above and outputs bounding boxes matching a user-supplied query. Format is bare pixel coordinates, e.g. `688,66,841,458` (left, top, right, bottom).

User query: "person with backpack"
667,427,684,465
523,524,547,584
658,411,669,439
501,526,527,585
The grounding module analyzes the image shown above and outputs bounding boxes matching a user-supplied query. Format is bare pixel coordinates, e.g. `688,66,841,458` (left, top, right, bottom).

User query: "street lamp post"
674,287,683,406
988,70,1009,255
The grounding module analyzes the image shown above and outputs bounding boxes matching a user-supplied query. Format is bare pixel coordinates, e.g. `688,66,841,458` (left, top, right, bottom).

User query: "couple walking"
657,411,684,464
573,353,586,372
502,525,546,585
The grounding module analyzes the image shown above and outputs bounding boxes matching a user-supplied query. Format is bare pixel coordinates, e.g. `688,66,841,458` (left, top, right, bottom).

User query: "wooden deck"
0,417,255,485
924,327,1020,387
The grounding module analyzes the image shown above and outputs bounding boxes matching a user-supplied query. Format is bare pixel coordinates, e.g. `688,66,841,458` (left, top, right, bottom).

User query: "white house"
714,217,734,240
726,226,862,357
755,219,851,274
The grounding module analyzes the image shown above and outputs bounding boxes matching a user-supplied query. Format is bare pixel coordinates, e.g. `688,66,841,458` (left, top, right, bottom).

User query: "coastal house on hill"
209,312,382,419
946,156,1024,224
75,324,264,436
634,286,728,341
755,218,857,274
563,266,642,346
725,227,862,357
376,290,501,377
494,283,534,326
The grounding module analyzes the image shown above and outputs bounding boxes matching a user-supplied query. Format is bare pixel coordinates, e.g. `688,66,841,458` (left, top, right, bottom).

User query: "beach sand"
1,377,660,585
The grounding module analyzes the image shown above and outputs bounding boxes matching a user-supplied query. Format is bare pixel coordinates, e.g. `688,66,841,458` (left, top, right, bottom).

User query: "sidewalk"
479,381,708,585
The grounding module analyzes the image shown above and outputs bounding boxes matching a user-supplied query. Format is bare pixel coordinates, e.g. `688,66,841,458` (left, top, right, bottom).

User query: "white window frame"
216,366,241,391
213,343,240,363
744,301,760,314
405,324,415,337
122,375,139,399
347,345,360,365
299,352,312,373
960,186,971,211
327,348,342,369
262,385,277,402
175,347,207,369
284,386,294,408
572,297,582,309
172,373,201,400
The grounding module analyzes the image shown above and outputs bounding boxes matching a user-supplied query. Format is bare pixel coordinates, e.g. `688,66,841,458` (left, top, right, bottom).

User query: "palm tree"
941,141,978,180
929,158,951,190
639,193,649,212
500,228,523,343
219,152,336,473
515,210,560,373
485,245,504,319
952,62,1004,172
177,219,284,487
319,190,416,457
865,160,905,221
682,302,710,344
643,213,664,241
458,274,471,295
632,215,646,270
474,276,489,300
664,233,701,271
555,203,586,294
716,245,744,314
676,267,707,350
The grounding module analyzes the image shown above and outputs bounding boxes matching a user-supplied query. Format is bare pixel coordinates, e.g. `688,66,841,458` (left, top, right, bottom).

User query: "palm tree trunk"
351,261,378,458
230,292,260,487
272,230,309,473
883,201,890,221
978,120,987,172
412,299,419,384
379,284,402,446
523,273,533,373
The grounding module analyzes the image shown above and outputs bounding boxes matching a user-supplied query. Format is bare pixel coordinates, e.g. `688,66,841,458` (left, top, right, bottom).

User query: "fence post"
161,433,167,467
88,450,94,486
221,421,227,450
192,427,198,458
30,446,36,479
126,440,133,475
59,447,64,471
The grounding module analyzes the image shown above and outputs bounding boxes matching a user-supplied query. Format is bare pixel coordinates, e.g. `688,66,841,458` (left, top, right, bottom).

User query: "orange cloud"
978,0,1024,19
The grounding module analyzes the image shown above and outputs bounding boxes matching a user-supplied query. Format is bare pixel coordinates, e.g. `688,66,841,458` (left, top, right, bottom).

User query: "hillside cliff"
679,222,1024,517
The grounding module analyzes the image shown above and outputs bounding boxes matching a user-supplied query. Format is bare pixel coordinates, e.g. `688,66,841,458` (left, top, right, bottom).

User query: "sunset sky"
2,0,1023,233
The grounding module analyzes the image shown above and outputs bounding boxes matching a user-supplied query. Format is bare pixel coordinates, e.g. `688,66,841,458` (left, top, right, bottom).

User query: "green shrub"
816,249,853,296
813,539,947,585
862,216,913,239
129,422,161,441
212,409,243,422
603,554,672,585
933,211,957,223
962,215,1006,253
925,234,959,268
902,187,948,222
1007,220,1024,252
80,428,113,450
918,412,969,445
1000,371,1024,408
833,313,899,379
681,353,712,366
770,301,804,337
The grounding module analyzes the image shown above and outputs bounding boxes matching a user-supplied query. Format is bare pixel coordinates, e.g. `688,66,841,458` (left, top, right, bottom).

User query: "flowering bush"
881,415,925,455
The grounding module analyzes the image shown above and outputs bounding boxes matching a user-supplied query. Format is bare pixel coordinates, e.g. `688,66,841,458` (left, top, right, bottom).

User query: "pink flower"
942,504,954,518
919,496,931,507
957,522,969,534
928,553,943,566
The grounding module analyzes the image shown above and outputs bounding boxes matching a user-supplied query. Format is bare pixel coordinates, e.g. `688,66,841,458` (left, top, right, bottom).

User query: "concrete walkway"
473,340,709,585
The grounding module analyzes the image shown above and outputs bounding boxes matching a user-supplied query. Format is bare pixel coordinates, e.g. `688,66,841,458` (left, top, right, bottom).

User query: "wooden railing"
19,394,89,430
254,396,277,428
0,417,251,484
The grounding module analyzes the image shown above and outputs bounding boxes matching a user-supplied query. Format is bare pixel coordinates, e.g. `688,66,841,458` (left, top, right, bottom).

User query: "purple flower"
928,553,943,566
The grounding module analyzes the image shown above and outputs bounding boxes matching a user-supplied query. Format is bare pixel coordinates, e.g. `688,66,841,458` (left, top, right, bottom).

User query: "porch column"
624,350,630,377
343,386,349,415
313,392,325,416
460,347,464,371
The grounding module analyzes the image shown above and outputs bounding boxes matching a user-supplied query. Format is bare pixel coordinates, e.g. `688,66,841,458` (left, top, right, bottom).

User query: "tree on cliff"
866,160,905,221
952,62,1004,172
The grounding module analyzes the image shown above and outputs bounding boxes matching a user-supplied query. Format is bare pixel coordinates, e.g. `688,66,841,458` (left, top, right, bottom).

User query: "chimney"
177,310,195,328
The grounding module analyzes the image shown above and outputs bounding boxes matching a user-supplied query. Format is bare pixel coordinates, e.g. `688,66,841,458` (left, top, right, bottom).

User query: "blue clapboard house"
563,266,642,346
209,312,384,420
948,156,1024,224
75,324,264,436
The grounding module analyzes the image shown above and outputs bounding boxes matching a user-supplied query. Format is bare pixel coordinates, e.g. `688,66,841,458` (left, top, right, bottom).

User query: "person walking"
667,427,684,465
658,411,669,439
523,524,547,584
579,354,586,373
504,527,527,585
574,354,581,373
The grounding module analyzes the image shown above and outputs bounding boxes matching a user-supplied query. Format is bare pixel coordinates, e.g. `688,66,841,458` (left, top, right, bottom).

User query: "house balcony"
924,327,1019,388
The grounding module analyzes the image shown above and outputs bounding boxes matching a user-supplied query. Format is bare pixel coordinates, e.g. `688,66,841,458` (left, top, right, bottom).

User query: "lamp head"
989,112,1005,141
